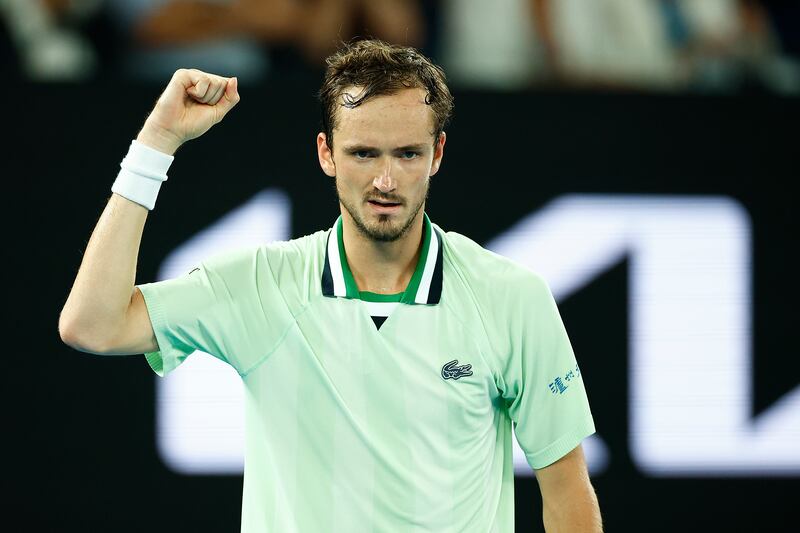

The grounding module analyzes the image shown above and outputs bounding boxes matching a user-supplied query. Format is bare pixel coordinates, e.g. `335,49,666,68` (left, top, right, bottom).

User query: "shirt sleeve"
136,245,292,377
500,272,596,470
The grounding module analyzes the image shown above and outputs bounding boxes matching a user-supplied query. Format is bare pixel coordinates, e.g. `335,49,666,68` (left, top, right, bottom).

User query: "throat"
351,239,421,294
356,277,409,295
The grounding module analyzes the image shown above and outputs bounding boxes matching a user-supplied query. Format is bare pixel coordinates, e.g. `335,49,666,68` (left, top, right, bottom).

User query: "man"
59,40,602,532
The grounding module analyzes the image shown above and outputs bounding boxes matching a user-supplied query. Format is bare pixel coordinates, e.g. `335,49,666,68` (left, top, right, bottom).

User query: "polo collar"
321,212,443,305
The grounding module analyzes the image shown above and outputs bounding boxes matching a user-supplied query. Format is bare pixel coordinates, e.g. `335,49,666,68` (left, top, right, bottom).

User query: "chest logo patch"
441,359,474,381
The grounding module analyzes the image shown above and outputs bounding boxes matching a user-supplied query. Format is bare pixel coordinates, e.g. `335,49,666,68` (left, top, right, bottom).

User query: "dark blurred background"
4,0,798,531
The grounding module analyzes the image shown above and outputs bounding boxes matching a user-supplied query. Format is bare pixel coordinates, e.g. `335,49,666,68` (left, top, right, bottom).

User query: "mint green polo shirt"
136,213,595,532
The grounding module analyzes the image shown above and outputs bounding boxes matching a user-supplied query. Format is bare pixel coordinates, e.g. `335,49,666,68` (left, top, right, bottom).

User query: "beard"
336,178,429,242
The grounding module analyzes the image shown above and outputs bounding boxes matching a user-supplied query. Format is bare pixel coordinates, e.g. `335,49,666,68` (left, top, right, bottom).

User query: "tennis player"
60,39,602,532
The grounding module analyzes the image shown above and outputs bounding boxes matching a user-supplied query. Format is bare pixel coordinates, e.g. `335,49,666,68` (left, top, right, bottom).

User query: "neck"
340,209,425,294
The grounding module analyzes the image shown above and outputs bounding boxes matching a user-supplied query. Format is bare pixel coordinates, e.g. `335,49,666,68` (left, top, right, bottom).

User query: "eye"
400,151,419,160
352,150,373,160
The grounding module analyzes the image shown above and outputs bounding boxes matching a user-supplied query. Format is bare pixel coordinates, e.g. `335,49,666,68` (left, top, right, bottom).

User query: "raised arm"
58,69,240,355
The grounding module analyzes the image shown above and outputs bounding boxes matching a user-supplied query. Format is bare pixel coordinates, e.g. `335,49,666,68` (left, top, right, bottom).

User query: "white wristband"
111,140,175,210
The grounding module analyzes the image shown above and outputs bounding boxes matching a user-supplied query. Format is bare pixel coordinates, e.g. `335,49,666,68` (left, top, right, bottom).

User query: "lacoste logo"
441,359,473,380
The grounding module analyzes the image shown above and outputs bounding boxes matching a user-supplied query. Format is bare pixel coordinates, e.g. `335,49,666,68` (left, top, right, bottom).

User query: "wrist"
136,125,182,156
111,140,175,211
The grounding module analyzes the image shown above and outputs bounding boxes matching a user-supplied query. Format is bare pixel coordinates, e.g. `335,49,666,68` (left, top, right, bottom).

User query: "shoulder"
438,227,551,302
255,229,330,291
196,229,328,278
261,229,329,261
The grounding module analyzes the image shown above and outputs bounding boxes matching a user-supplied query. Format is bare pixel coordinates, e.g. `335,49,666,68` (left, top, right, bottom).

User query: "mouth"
368,199,402,207
367,199,402,214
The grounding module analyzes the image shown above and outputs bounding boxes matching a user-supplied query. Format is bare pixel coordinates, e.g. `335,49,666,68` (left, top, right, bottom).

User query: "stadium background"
5,2,798,531
7,82,793,532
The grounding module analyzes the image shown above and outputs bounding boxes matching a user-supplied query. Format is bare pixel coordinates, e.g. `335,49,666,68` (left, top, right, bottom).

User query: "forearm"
59,192,148,350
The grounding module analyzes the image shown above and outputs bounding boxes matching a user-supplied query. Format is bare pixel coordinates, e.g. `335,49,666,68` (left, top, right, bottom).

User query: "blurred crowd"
2,0,799,94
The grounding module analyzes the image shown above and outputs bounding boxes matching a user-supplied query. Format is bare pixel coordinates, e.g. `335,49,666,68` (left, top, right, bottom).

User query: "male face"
317,86,446,242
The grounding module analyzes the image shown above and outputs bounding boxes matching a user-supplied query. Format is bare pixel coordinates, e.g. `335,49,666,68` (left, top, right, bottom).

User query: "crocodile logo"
441,359,473,381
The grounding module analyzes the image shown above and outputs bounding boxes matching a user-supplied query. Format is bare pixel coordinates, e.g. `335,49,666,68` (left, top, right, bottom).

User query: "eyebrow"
343,143,429,152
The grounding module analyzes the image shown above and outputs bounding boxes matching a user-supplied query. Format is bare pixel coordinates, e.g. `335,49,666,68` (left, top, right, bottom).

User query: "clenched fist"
136,69,240,155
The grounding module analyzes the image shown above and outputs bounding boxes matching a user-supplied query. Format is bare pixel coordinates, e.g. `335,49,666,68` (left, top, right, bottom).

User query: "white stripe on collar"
415,225,439,304
327,224,347,297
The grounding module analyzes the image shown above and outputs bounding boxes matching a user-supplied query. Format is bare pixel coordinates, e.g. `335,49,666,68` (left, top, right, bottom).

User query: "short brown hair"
318,39,454,150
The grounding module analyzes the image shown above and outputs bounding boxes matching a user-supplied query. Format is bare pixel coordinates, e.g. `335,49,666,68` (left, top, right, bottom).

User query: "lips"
367,199,402,214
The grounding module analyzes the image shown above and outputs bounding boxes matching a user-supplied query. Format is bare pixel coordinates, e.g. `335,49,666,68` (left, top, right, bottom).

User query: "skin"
316,86,445,294
537,445,603,532
136,69,240,155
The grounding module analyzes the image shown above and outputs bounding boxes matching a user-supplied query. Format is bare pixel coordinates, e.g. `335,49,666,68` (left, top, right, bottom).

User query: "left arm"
534,444,602,532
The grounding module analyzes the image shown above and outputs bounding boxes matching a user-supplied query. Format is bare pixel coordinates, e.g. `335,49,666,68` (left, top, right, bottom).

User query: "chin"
363,221,406,242
340,195,422,243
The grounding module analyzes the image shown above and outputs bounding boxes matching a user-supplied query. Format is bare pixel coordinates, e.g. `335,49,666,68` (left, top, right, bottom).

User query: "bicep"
102,286,158,355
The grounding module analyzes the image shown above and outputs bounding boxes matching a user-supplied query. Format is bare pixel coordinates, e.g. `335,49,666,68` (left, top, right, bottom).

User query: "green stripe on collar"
359,291,403,302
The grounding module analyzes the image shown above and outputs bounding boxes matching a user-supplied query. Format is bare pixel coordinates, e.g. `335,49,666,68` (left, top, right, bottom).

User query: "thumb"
215,77,241,120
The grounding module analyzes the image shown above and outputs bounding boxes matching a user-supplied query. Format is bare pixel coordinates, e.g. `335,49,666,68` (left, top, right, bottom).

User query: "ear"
429,131,447,177
317,133,336,177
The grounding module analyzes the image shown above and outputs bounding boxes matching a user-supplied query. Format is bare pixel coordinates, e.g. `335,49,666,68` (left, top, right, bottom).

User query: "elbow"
58,312,108,354
58,316,91,353
58,311,79,348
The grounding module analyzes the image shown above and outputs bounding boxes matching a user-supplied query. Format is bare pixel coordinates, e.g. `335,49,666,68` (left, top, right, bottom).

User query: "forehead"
334,86,434,146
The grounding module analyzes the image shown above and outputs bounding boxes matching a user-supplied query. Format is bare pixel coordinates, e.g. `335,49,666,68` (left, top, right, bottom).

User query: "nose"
372,158,396,193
